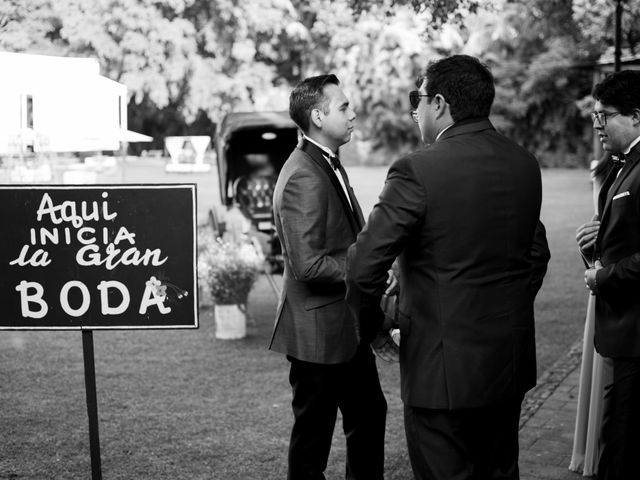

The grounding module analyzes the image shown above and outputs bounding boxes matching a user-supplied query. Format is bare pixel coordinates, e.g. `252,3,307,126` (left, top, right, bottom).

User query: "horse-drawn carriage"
211,111,299,272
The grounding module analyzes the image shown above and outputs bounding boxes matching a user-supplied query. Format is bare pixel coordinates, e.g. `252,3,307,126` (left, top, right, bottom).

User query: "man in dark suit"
269,74,387,480
346,55,550,480
577,70,640,480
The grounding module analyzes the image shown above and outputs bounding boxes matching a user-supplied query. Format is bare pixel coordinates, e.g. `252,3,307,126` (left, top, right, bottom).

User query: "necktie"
328,154,341,170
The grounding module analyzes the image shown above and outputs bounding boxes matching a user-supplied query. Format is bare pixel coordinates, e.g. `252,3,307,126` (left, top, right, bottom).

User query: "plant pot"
214,304,246,339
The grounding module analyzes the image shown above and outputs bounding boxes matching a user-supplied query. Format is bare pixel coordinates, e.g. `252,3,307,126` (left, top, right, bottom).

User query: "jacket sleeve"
529,220,551,297
595,253,640,298
594,189,640,298
346,157,427,340
278,168,345,284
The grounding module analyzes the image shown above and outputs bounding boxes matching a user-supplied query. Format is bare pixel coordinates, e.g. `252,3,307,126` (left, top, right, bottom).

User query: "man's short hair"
289,74,340,133
422,55,495,122
593,70,640,115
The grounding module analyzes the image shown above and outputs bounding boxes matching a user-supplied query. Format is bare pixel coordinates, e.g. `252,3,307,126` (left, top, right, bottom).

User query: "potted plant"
198,232,263,339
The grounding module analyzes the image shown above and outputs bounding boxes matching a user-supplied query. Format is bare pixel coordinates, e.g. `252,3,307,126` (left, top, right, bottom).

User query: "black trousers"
287,344,387,480
597,357,640,480
404,396,522,480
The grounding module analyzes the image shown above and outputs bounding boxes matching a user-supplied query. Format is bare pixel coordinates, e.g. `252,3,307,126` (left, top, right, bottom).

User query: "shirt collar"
435,122,455,142
623,134,640,155
303,135,336,158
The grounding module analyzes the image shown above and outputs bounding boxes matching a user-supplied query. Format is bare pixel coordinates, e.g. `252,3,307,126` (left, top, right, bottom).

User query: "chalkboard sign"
0,185,198,330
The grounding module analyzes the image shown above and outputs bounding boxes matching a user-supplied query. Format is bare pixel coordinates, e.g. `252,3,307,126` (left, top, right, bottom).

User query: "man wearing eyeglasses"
576,70,640,480
346,55,550,480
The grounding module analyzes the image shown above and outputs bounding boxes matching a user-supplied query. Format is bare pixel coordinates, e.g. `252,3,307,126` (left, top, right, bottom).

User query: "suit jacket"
346,118,550,409
592,144,640,357
269,139,366,364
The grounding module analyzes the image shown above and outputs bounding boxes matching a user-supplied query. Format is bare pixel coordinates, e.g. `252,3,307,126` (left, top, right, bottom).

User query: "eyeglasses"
591,111,621,127
409,90,431,109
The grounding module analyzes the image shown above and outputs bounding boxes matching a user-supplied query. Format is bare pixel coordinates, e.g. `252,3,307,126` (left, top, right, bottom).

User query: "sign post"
0,184,198,479
82,330,102,480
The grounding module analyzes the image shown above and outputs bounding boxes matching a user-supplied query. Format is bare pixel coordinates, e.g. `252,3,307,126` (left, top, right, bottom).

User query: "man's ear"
434,94,448,118
631,107,640,126
310,108,323,129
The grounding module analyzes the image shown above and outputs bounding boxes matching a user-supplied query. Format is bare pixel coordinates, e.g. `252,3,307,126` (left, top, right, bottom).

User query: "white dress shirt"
435,123,454,142
615,134,640,178
623,134,640,155
303,135,353,209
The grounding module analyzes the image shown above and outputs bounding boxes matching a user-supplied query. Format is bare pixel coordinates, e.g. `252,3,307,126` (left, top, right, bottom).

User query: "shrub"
198,232,263,306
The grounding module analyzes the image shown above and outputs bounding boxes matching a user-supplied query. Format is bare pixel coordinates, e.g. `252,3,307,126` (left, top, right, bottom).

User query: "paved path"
519,339,593,480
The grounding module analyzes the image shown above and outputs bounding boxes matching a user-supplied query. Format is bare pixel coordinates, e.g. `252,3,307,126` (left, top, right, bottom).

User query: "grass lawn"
0,164,593,479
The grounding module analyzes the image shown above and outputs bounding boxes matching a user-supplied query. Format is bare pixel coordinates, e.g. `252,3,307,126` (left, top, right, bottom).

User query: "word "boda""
15,278,171,318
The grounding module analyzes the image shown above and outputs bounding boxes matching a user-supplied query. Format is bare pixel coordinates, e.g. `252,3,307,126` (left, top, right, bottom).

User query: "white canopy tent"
0,51,152,155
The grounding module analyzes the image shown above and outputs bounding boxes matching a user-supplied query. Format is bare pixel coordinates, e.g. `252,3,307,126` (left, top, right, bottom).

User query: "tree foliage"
573,0,640,55
349,0,487,29
1,0,637,165
487,1,595,166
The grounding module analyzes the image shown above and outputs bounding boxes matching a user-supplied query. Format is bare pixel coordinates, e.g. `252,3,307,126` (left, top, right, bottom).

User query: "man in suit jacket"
577,70,640,480
346,55,550,480
269,74,387,480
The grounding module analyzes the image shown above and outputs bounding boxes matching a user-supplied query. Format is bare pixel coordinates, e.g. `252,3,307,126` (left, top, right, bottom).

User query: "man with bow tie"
576,70,640,480
269,74,387,480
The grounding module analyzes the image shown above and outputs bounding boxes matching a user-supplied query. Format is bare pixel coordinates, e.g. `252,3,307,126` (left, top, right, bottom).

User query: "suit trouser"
287,344,387,480
597,357,640,480
404,396,522,480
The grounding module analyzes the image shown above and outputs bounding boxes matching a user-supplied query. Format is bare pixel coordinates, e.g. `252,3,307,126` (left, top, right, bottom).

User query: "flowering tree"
2,0,633,165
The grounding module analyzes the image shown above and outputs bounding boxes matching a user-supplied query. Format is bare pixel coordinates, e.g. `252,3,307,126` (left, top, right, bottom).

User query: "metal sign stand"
82,330,102,480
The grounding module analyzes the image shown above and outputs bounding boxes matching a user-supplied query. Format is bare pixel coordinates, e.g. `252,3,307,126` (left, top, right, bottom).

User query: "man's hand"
585,259,603,294
576,216,600,251
384,269,399,296
371,330,399,363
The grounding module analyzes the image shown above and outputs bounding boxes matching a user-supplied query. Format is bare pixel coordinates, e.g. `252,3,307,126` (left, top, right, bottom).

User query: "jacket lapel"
600,150,640,223
350,187,365,229
337,164,365,230
595,148,640,259
300,139,362,234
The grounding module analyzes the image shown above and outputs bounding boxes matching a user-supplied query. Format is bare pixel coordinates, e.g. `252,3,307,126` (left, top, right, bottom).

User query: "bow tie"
328,154,341,170
612,152,626,167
